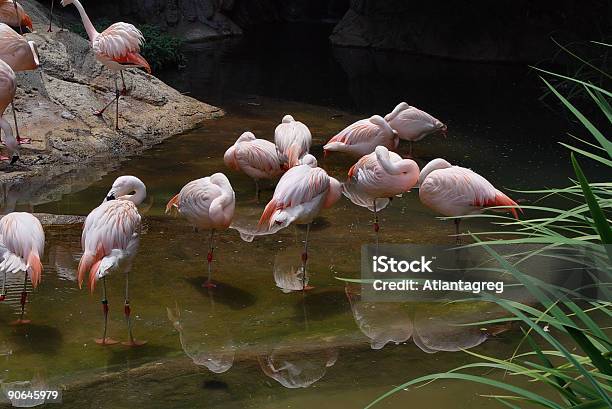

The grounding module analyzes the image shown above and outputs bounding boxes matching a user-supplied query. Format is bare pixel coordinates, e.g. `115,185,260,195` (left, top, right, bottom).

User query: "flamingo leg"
122,271,146,346
301,223,311,291
454,219,461,245
11,102,30,145
409,141,413,157
94,77,120,119
255,179,260,203
373,199,380,250
96,277,118,345
203,229,216,288
12,273,30,325
0,269,6,301
120,71,128,96
48,0,54,32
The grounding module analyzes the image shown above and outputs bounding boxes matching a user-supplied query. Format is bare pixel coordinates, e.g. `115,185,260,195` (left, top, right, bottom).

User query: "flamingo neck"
419,158,452,185
72,0,98,43
120,180,146,205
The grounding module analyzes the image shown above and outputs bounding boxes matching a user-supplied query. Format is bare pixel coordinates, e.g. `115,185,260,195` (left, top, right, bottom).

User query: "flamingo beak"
106,193,116,201
441,125,448,137
10,155,19,165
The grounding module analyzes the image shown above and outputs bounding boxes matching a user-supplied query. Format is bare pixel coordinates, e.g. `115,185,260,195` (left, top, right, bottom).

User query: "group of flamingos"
0,0,520,346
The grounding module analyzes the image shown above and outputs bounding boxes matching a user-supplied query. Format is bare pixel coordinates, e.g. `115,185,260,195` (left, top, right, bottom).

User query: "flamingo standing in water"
384,102,447,156
60,0,151,130
0,23,40,145
0,212,44,324
323,115,398,158
274,115,312,168
0,59,18,163
418,158,520,243
0,1,32,34
259,154,342,289
224,132,283,202
78,175,147,346
166,174,235,288
343,146,419,245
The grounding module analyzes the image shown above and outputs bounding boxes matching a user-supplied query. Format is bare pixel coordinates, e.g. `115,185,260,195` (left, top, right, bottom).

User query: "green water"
0,24,604,409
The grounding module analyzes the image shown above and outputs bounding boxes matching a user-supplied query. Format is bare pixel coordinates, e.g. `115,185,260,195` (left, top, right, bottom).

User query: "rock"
0,0,223,189
330,0,611,62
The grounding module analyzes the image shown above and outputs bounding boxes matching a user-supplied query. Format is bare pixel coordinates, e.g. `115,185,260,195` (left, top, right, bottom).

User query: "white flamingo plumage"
78,175,146,346
60,0,151,130
166,173,235,289
0,212,44,324
384,102,447,155
324,115,398,158
259,154,341,289
343,146,419,244
274,115,312,168
0,23,40,145
418,158,520,242
0,1,32,33
224,131,283,202
0,59,18,163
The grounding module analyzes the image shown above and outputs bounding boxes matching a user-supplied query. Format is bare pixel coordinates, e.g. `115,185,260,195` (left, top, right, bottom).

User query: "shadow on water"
184,277,257,310
8,324,63,355
293,290,350,322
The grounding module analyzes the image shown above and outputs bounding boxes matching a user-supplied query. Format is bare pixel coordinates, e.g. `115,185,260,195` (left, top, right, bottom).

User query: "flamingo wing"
327,120,378,146
391,108,440,138
94,22,151,73
237,139,281,174
0,212,44,287
0,2,31,30
78,200,140,288
259,166,330,226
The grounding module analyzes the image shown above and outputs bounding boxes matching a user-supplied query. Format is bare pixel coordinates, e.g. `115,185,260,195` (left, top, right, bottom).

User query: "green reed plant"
69,19,185,71
366,42,612,408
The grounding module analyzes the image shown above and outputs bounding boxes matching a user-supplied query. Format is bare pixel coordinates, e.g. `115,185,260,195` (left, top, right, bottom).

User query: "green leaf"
565,325,612,377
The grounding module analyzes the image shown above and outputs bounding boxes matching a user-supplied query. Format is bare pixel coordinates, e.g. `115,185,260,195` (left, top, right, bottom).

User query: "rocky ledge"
0,0,223,189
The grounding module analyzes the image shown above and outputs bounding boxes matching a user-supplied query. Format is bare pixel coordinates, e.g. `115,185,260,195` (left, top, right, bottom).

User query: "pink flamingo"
0,23,40,145
224,132,283,202
324,115,398,158
384,102,447,156
0,212,44,324
259,154,342,289
0,1,32,34
0,59,18,163
418,158,520,243
78,175,147,346
274,115,312,168
60,0,151,130
166,174,235,289
343,146,419,245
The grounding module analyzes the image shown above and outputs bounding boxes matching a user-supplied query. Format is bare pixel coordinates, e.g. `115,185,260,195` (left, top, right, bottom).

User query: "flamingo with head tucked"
384,102,447,156
60,0,151,130
78,175,147,346
0,212,44,324
166,174,235,289
259,154,342,289
0,1,32,34
224,132,283,202
343,146,419,245
418,158,520,243
323,115,398,159
274,115,312,168
0,59,18,163
0,23,40,145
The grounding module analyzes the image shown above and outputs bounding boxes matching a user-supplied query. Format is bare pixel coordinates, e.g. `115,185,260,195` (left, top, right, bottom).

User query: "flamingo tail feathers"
486,192,521,219
165,194,180,215
259,199,279,227
114,52,152,74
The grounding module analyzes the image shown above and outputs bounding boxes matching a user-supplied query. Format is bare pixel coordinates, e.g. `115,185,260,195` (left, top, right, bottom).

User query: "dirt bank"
0,0,223,192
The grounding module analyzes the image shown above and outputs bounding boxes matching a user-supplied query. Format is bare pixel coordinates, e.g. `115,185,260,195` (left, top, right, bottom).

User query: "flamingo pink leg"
122,271,146,346
203,229,217,288
11,274,30,325
11,103,30,145
0,270,5,301
95,277,119,345
300,224,311,291
47,0,54,32
454,219,462,245
373,198,380,249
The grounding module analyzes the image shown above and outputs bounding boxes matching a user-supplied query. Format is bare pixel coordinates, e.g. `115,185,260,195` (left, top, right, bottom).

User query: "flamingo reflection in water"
273,246,312,293
346,287,507,352
167,303,235,374
259,346,338,389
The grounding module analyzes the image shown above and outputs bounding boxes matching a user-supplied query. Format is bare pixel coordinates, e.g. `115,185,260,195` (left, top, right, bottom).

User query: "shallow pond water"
0,23,606,408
